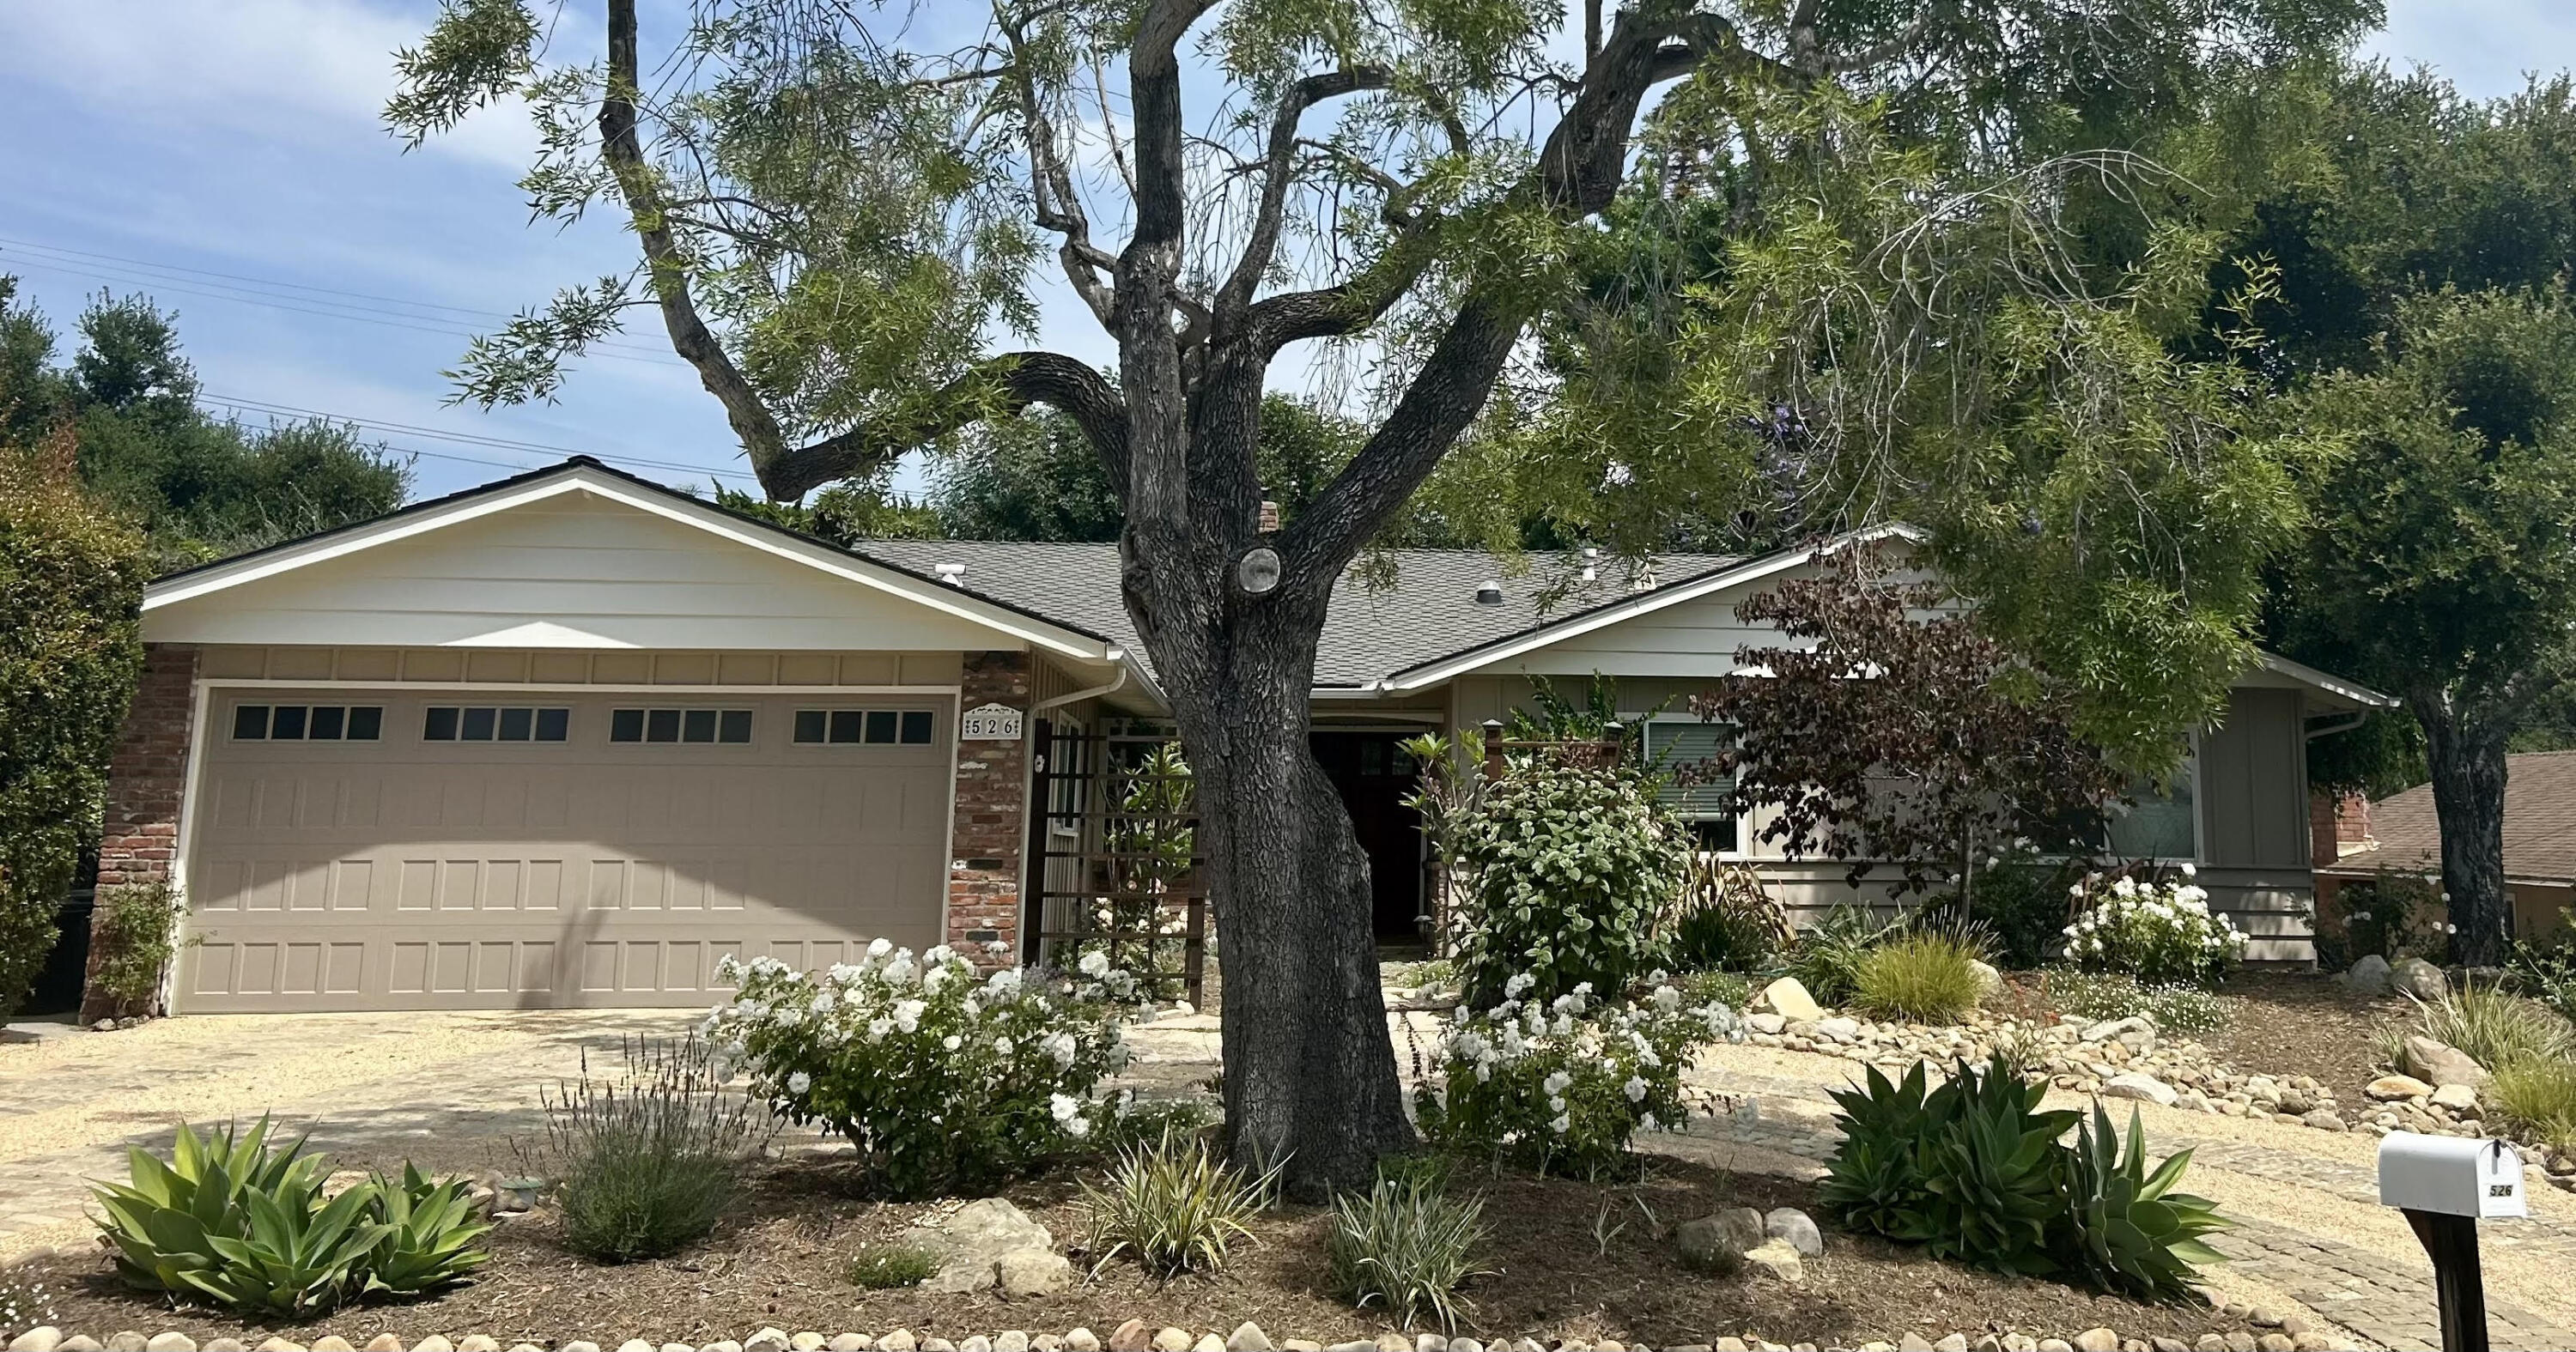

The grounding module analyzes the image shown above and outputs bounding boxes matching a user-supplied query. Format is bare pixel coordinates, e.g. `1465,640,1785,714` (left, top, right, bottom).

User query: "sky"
2,1,2571,506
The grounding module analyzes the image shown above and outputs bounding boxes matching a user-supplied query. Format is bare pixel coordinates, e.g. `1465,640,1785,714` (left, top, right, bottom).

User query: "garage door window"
793,709,934,745
231,704,384,742
424,706,572,743
611,707,754,744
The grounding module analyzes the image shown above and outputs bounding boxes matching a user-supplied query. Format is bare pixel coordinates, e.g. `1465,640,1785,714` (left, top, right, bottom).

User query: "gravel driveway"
0,1009,690,1262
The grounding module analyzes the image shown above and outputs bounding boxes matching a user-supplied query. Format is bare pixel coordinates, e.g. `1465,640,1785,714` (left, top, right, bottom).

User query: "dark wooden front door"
1309,731,1425,941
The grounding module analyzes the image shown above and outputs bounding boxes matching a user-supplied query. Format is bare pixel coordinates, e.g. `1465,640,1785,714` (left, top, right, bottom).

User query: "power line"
191,393,762,486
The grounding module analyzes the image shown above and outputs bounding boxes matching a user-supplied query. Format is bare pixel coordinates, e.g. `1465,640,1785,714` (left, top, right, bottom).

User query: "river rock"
902,1197,1060,1294
2366,1074,2435,1101
2104,1072,2179,1106
1741,1238,1803,1282
2390,957,2448,1002
1967,961,2004,1003
1765,1206,1824,1256
2403,1035,2490,1089
2342,954,2391,994
1760,978,1824,1021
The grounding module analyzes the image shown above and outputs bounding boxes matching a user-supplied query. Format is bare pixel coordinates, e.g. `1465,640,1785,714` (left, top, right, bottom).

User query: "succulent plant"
2059,1100,2231,1299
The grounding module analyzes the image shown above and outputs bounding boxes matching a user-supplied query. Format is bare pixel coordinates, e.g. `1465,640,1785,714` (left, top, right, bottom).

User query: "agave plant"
1912,1057,2080,1274
363,1164,494,1294
89,1118,332,1298
1818,1061,1940,1239
2059,1101,2229,1299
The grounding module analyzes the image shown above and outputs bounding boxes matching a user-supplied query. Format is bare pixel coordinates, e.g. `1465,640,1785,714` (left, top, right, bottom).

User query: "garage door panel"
181,688,957,1011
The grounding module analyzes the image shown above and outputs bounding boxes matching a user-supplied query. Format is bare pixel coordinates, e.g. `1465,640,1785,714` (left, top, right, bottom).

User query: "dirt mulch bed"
2197,969,2415,1109
17,1158,2253,1350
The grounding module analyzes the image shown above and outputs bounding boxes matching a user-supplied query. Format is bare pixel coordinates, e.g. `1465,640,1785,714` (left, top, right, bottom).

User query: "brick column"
947,651,1030,964
82,643,200,1018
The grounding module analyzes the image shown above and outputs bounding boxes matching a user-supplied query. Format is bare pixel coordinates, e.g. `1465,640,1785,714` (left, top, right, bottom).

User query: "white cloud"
0,0,543,170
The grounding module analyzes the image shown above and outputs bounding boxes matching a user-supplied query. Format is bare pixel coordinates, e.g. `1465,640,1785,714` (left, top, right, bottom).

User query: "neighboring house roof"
2325,750,2576,885
853,538,1744,688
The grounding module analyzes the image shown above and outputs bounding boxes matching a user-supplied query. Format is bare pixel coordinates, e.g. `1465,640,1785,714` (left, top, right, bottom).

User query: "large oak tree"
391,0,2371,1191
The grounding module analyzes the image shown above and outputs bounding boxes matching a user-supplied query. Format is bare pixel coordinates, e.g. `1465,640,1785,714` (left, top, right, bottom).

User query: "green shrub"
0,1264,55,1335
523,1035,771,1263
1945,857,2085,970
847,1242,941,1289
2413,983,2576,1070
1852,931,1986,1023
0,440,148,1018
1450,756,1691,1007
1818,1056,2229,1294
88,1119,489,1317
87,882,190,1016
2062,1102,2228,1300
2509,919,2576,1023
1663,856,1789,973
707,947,1140,1198
2488,1058,2576,1154
2047,970,2231,1038
1416,978,1738,1179
2062,872,2243,987
1782,905,1900,1007
2326,869,2448,968
1079,1128,1277,1277
1679,968,1752,1012
1328,1172,1491,1332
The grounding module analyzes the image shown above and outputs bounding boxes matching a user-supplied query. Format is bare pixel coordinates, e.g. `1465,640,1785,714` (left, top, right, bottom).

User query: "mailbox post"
2377,1134,2526,1352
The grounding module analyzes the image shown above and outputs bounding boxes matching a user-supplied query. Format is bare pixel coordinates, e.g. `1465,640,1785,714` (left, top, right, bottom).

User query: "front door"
1309,731,1425,941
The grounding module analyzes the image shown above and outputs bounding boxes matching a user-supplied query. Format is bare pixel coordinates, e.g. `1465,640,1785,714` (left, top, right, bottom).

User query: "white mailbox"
2379,1133,2525,1219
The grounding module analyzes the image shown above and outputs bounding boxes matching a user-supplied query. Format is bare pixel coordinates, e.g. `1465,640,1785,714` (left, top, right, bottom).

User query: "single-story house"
2314,750,2576,942
88,457,2392,1015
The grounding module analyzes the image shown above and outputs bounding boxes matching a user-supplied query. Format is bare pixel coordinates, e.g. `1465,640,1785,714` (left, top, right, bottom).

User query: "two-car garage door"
176,688,952,1012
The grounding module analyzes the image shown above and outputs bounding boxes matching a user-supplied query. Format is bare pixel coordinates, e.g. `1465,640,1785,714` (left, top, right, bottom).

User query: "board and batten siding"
147,492,1020,652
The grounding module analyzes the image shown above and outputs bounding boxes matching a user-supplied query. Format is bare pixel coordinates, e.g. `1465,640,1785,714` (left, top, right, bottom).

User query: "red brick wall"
947,651,1030,963
84,643,200,1016
2310,790,2372,868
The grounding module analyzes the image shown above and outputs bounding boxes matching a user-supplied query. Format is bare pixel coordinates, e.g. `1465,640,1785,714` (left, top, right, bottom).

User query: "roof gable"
144,461,1118,659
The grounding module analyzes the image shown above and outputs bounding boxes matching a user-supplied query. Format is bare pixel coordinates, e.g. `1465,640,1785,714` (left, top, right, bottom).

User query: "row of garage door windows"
228,702,939,746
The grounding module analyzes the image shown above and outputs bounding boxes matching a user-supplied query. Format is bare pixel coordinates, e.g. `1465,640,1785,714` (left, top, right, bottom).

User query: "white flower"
2179,862,2196,879
1623,1076,1649,1102
923,966,951,994
1548,1095,1567,1113
787,1070,812,1094
1079,949,1111,978
891,999,927,1034
1650,985,1682,1012
993,1036,1015,1055
1504,972,1535,998
1050,1092,1081,1121
1543,1070,1573,1094
867,1016,893,1040
925,943,955,967
942,1034,963,1051
866,937,894,960
1549,1113,1571,1135
985,939,1010,955
987,967,1024,993
1042,1031,1078,1068
1065,1115,1092,1138
1637,1113,1659,1131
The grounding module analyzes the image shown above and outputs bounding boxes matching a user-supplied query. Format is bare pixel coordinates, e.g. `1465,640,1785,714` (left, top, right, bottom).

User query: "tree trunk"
1145,575,1419,1198
2412,694,2512,967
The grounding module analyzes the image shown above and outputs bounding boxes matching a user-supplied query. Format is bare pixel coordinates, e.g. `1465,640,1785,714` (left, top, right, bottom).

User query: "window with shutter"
1643,718,1739,853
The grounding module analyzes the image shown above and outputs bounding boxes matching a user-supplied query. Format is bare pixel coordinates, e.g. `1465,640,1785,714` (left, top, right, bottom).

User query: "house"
88,457,2392,1016
2313,751,2576,943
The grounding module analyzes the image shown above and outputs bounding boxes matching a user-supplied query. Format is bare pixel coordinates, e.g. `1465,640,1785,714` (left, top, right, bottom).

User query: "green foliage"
2063,874,2245,987
846,1242,940,1290
1677,968,1753,1013
1416,980,1735,1180
1782,906,1902,1009
88,882,190,1016
522,1035,772,1262
710,475,939,545
1080,1128,1278,1277
1853,932,1987,1025
0,436,146,1019
1944,856,2086,971
1820,1058,2229,1294
708,949,1137,1198
1327,1171,1491,1333
1449,755,1691,1009
2509,916,2576,1022
2412,984,2576,1071
88,1119,488,1317
1663,856,1790,974
2488,1057,2576,1153
2062,1103,2230,1300
2324,869,2449,969
2045,971,2232,1039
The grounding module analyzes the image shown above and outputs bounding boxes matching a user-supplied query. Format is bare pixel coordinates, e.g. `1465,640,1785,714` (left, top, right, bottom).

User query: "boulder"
2431,1082,2482,1117
1675,1216,1748,1274
2082,1016,2156,1044
1746,1013,1788,1036
1764,1206,1824,1256
2342,955,2391,995
2366,1074,2435,1102
1760,978,1824,1022
995,1248,1072,1296
1968,961,2004,1003
2390,957,2448,1003
2103,1072,2179,1107
902,1197,1059,1294
1741,1238,1804,1282
2300,1108,2348,1132
2403,1035,2491,1090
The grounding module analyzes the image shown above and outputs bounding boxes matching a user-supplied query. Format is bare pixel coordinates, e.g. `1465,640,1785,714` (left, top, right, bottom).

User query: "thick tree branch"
999,15,1116,326
599,0,791,473
1113,0,1219,527
1213,66,1394,336
759,351,1128,500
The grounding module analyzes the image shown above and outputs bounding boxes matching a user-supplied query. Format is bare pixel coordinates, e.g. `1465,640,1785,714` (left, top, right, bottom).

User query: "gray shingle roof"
849,539,1744,686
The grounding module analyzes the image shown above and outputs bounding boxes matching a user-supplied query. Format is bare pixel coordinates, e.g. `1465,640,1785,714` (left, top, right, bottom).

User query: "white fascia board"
145,466,1114,662
1379,523,1923,693
2257,652,2400,711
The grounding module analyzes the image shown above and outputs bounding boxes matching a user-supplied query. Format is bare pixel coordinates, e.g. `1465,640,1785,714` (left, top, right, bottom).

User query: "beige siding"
149,493,1021,652
197,646,963,688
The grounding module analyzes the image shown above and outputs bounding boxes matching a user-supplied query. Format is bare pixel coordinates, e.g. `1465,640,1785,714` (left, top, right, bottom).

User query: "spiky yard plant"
2059,1102,2229,1299
1328,1172,1492,1333
1080,1127,1280,1277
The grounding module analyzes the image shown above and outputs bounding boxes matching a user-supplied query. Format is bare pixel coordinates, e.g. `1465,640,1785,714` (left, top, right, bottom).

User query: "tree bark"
2412,694,2513,967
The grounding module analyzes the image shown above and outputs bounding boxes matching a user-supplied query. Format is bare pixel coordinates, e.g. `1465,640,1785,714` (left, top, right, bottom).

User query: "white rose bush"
1414,972,1743,1179
2062,868,2245,987
703,943,1144,1197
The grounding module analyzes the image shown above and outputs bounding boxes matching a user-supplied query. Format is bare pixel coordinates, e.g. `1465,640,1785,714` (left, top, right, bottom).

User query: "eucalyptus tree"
389,0,2371,1191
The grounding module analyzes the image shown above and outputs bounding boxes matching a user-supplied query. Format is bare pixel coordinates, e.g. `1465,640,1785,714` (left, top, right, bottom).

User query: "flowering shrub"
1413,973,1742,1179
2328,868,2449,967
2061,869,2243,987
1451,757,1692,1007
703,943,1142,1197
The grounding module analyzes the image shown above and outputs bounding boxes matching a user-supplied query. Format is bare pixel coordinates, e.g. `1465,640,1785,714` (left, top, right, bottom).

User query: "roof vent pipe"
1580,546,1599,583
1475,580,1504,605
933,562,967,585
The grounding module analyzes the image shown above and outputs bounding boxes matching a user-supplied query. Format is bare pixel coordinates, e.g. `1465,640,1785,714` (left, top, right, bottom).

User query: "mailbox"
2379,1134,2525,1219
